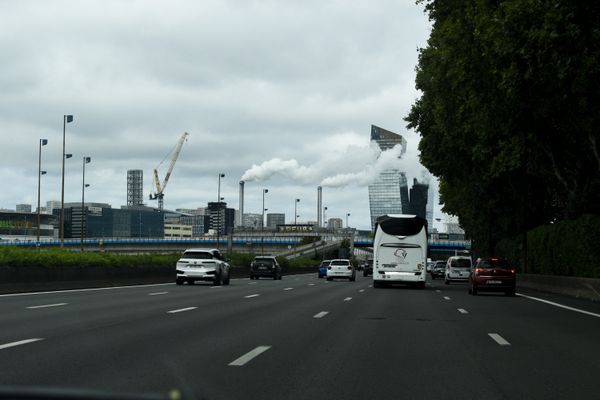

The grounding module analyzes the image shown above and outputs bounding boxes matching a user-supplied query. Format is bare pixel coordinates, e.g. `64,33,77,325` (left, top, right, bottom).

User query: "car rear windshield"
254,258,274,265
435,262,445,268
478,259,510,269
330,260,350,266
450,258,471,268
182,252,213,259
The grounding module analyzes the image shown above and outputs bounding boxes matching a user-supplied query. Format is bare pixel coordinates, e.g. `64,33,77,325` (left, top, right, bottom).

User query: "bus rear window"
378,217,427,236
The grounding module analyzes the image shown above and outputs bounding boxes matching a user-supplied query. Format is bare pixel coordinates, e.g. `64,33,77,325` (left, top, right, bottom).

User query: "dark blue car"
318,260,331,278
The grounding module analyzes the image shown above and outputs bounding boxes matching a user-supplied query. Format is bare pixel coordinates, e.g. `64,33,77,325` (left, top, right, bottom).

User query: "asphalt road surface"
1,273,600,400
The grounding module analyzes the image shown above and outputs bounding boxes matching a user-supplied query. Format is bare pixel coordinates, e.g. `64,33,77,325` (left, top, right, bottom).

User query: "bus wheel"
373,281,384,288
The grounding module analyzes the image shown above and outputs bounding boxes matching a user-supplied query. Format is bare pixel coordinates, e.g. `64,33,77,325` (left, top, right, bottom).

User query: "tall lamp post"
323,206,328,229
37,139,48,243
60,114,74,247
294,198,300,225
261,188,268,255
216,173,225,249
346,212,351,228
80,156,91,251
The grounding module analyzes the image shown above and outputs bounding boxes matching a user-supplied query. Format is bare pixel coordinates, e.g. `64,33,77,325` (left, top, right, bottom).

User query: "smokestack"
317,186,322,228
238,181,245,227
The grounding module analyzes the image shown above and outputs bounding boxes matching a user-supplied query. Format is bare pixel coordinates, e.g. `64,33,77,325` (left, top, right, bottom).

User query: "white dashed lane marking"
344,297,352,302
283,288,294,291
457,308,469,314
148,292,168,296
443,296,451,300
244,294,260,299
228,346,271,366
167,307,197,314
488,333,511,346
26,303,68,309
313,311,329,319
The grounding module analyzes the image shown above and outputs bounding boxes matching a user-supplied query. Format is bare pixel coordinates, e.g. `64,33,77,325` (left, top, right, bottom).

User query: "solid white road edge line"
26,303,68,309
313,311,329,319
283,288,294,291
167,307,197,314
244,294,260,298
228,346,271,367
0,338,44,350
457,308,469,314
517,293,600,318
0,282,175,297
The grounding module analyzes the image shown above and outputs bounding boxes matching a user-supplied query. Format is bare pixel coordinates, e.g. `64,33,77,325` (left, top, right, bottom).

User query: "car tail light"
510,268,516,274
347,266,352,270
475,268,484,275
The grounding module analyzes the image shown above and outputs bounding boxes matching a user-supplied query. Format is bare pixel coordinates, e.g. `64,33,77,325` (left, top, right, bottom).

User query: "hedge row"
0,247,322,270
495,214,600,278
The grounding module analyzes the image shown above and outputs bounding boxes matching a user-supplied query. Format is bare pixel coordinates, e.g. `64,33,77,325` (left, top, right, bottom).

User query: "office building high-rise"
127,169,144,206
367,125,408,230
266,213,285,229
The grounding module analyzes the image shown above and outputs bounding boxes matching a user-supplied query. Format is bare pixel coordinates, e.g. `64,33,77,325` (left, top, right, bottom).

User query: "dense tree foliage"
406,0,600,254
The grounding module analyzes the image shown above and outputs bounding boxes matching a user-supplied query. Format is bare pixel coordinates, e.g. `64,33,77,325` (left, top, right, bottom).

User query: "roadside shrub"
495,214,600,278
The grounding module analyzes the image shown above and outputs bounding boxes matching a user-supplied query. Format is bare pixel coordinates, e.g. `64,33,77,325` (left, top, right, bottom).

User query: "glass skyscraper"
368,125,408,230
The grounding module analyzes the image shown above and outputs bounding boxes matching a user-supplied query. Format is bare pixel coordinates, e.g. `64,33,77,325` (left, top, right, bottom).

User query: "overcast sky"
0,0,446,231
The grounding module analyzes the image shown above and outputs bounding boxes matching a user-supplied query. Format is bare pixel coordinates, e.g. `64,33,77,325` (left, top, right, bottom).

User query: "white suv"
176,248,230,286
445,256,472,284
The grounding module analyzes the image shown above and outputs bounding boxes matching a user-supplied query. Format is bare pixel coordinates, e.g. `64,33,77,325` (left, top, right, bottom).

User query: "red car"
469,257,516,296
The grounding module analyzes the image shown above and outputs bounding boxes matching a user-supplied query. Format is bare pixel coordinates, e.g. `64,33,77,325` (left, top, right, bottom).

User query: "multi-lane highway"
1,273,600,400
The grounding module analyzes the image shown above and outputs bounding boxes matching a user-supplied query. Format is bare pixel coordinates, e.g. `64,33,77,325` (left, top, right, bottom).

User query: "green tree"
406,0,600,254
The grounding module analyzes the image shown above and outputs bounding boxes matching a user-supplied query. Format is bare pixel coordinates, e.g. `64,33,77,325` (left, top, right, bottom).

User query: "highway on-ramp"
1,273,599,400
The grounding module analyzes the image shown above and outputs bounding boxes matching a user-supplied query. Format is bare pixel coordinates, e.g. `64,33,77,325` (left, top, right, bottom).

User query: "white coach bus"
372,214,428,288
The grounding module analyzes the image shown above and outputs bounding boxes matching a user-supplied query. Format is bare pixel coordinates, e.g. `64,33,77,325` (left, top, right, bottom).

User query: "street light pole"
36,139,48,243
346,212,351,228
80,157,91,251
294,198,300,225
324,206,328,229
60,114,73,247
262,188,268,255
216,173,225,249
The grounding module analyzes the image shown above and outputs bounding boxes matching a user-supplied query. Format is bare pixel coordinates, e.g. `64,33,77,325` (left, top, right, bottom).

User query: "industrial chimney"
238,181,245,227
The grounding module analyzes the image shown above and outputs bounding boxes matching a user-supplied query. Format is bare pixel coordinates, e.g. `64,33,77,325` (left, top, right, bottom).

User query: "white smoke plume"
241,139,431,188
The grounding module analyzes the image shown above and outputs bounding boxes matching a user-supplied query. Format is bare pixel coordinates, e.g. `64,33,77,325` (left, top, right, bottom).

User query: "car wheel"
213,273,222,286
176,278,184,285
278,274,282,280
444,278,450,285
187,279,194,285
431,275,435,280
363,271,367,277
472,286,478,295
373,280,384,288
326,277,333,281
506,289,515,296
468,286,472,294
223,272,230,285
350,276,355,282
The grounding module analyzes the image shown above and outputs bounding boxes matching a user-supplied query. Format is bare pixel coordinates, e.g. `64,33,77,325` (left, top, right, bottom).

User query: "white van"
445,256,472,284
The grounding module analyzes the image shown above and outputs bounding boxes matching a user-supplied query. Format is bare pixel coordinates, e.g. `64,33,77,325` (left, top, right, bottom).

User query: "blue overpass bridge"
2,234,470,255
